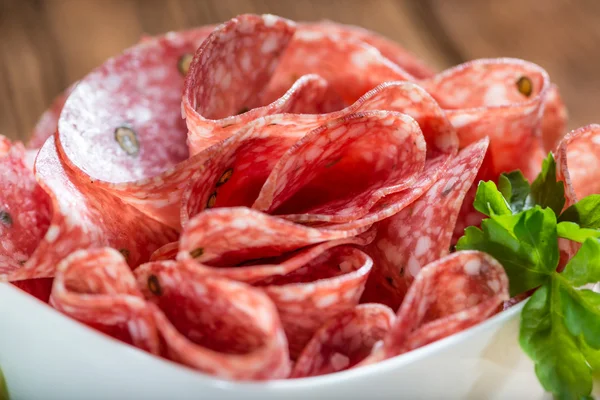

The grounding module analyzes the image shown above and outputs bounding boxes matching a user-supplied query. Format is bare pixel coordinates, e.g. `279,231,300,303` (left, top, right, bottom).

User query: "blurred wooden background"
1,0,599,142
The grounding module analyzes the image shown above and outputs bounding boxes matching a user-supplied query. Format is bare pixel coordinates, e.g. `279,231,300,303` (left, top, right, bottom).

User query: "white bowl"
0,283,552,400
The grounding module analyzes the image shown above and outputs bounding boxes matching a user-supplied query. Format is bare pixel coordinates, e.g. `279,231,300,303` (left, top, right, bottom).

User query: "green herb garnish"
457,153,600,399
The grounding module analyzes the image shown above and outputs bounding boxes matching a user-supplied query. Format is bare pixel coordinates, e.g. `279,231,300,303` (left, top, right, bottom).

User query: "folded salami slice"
182,82,455,225
254,246,373,358
374,251,508,360
263,25,413,106
0,143,51,274
301,21,434,79
149,242,179,262
362,137,489,309
556,124,600,203
56,25,219,230
6,137,177,281
421,58,550,177
135,260,291,380
177,229,375,284
178,207,368,268
183,14,303,154
50,248,160,354
291,303,395,378
253,111,426,223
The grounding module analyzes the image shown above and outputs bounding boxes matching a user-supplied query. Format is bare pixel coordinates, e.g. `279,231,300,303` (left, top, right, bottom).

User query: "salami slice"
253,111,426,223
301,21,434,79
555,124,600,203
291,303,394,378
263,25,413,107
183,14,300,154
254,246,373,358
0,136,11,155
175,230,375,284
421,58,550,177
56,25,216,229
0,143,51,274
362,138,489,309
182,81,455,225
373,251,508,361
50,248,160,353
178,207,368,268
135,260,291,380
149,241,179,262
6,137,177,281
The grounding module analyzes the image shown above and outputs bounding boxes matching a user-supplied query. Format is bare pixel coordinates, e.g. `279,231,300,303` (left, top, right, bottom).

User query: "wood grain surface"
1,0,598,142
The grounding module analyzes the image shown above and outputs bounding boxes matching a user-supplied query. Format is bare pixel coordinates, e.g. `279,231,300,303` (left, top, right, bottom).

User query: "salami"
3,13,575,383
373,251,509,360
362,138,489,309
135,260,291,380
176,229,375,284
56,25,217,229
301,21,435,79
291,303,395,378
0,143,51,274
253,111,426,223
263,24,413,107
183,14,299,154
255,246,373,358
50,248,160,353
421,58,551,177
6,137,177,281
555,124,600,203
178,207,368,268
182,81,455,225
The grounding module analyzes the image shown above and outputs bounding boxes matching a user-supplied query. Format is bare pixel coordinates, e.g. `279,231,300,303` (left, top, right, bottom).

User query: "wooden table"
2,0,599,142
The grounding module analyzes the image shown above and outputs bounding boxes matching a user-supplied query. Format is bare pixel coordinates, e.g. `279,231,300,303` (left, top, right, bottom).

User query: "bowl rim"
0,282,525,389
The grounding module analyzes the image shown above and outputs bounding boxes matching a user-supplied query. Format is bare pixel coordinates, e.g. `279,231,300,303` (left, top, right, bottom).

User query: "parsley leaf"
456,206,557,296
557,221,600,243
559,195,600,229
0,367,9,400
498,170,532,212
520,280,593,400
473,181,511,216
530,153,566,216
457,152,600,400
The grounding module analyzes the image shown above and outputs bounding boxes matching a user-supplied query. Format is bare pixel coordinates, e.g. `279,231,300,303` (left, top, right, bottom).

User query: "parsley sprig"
457,153,600,400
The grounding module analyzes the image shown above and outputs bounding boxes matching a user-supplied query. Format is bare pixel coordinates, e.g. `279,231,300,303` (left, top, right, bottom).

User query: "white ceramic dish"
0,283,558,400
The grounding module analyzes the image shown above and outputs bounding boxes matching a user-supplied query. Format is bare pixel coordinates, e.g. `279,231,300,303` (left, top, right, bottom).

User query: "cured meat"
50,248,160,353
5,137,177,281
56,26,217,229
180,113,321,224
263,25,413,106
178,207,368,268
182,81,455,225
362,138,489,309
0,143,51,274
149,242,179,262
421,58,550,177
291,303,395,378
183,14,301,154
255,246,373,358
135,260,290,380
301,21,434,79
253,111,426,223
555,124,600,203
372,251,509,361
177,229,375,284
